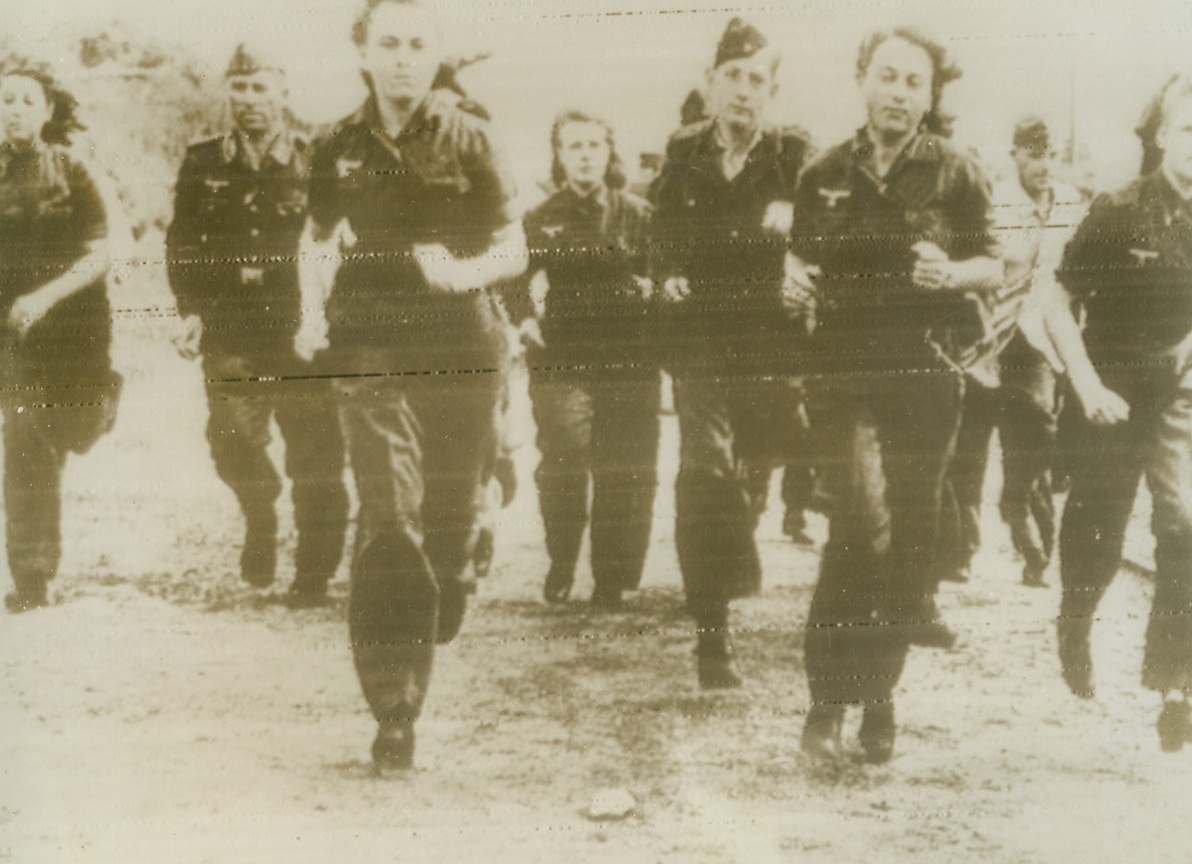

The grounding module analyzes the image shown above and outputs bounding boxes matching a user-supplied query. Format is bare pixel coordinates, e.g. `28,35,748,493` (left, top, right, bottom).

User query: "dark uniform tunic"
308,89,518,727
649,119,812,616
516,184,660,593
0,142,119,597
790,129,998,706
1057,170,1192,693
166,131,348,585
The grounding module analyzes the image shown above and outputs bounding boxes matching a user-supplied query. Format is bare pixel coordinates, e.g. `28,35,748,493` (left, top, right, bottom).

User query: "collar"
220,128,299,168
348,88,457,141
851,126,942,166
561,182,609,210
713,119,765,179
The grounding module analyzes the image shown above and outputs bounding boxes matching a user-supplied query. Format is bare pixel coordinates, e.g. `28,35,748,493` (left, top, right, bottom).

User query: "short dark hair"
352,0,440,47
856,27,962,136
0,60,85,146
549,110,627,190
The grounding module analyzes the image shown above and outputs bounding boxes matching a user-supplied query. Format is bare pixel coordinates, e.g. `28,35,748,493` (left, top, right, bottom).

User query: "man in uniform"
166,45,349,606
940,117,1085,587
300,0,526,771
650,17,813,688
1050,73,1192,751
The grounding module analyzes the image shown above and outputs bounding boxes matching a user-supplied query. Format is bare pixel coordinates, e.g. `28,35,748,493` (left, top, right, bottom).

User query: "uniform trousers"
202,351,348,582
528,366,660,591
1059,369,1192,693
805,369,963,706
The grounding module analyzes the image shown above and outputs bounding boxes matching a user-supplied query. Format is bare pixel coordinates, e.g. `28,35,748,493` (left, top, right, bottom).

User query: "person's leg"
337,354,438,771
528,369,594,604
939,382,997,583
3,405,66,611
1000,340,1060,586
876,369,965,648
202,354,284,587
272,355,350,604
1057,408,1144,699
1141,389,1192,749
803,387,901,760
673,376,757,689
589,374,661,605
409,368,502,644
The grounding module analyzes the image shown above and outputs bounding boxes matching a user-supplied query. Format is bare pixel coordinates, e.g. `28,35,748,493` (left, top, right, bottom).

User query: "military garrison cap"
714,17,769,68
1012,115,1052,153
225,43,285,77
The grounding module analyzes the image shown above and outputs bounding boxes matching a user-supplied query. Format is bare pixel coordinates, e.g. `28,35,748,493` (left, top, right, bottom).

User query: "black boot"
858,701,896,764
590,583,623,611
1158,698,1192,753
894,598,958,650
801,703,844,760
372,720,416,773
5,579,48,614
240,511,278,588
695,628,743,690
1057,614,1094,699
284,575,331,609
543,565,574,605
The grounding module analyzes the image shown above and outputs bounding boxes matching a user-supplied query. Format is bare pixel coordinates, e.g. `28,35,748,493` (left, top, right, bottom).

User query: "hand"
911,241,956,291
781,259,821,318
172,314,203,361
660,276,690,303
412,243,472,294
761,200,795,236
1075,380,1131,427
630,276,654,300
6,290,55,339
518,318,545,350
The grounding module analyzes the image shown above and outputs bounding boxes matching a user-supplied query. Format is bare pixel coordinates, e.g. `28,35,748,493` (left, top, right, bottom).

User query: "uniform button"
730,230,740,238
250,228,260,238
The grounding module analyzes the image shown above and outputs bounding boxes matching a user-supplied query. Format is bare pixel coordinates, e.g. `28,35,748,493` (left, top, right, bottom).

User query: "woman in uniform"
0,62,120,613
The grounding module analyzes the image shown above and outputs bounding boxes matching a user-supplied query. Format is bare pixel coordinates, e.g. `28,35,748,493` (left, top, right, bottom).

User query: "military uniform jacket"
790,129,999,376
1058,170,1192,387
650,119,812,376
307,89,519,355
166,131,309,356
516,184,655,377
0,142,111,384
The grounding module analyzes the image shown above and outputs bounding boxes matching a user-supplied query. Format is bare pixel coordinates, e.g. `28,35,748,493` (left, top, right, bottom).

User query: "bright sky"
4,0,1190,190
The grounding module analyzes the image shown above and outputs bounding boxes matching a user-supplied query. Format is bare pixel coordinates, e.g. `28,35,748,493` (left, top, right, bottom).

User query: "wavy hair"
856,27,961,137
1,59,85,146
549,109,627,190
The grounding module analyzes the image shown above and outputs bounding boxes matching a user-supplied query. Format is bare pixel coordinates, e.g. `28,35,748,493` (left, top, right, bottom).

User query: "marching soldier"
1050,73,1192,752
301,0,527,771
651,17,813,688
166,45,349,606
788,28,1002,762
513,109,660,609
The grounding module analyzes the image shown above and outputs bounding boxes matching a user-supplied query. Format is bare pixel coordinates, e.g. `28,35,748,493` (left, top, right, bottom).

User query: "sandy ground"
2,259,1190,864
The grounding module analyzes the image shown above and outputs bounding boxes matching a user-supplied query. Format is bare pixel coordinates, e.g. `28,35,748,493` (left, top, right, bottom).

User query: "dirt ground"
2,254,1190,864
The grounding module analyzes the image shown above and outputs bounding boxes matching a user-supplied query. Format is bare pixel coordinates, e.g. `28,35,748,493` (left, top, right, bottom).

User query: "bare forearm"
456,223,528,292
950,255,1003,294
36,243,111,307
1042,283,1101,394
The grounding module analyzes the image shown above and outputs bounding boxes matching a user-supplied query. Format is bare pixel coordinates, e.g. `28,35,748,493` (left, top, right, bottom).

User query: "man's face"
556,121,610,191
1,75,51,148
227,71,286,138
704,52,778,134
1013,146,1053,199
859,36,934,140
360,1,443,109
1159,94,1192,186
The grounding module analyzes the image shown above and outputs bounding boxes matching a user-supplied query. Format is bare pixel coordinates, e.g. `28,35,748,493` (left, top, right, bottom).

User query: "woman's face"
858,36,934,140
556,121,611,190
1,75,52,147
